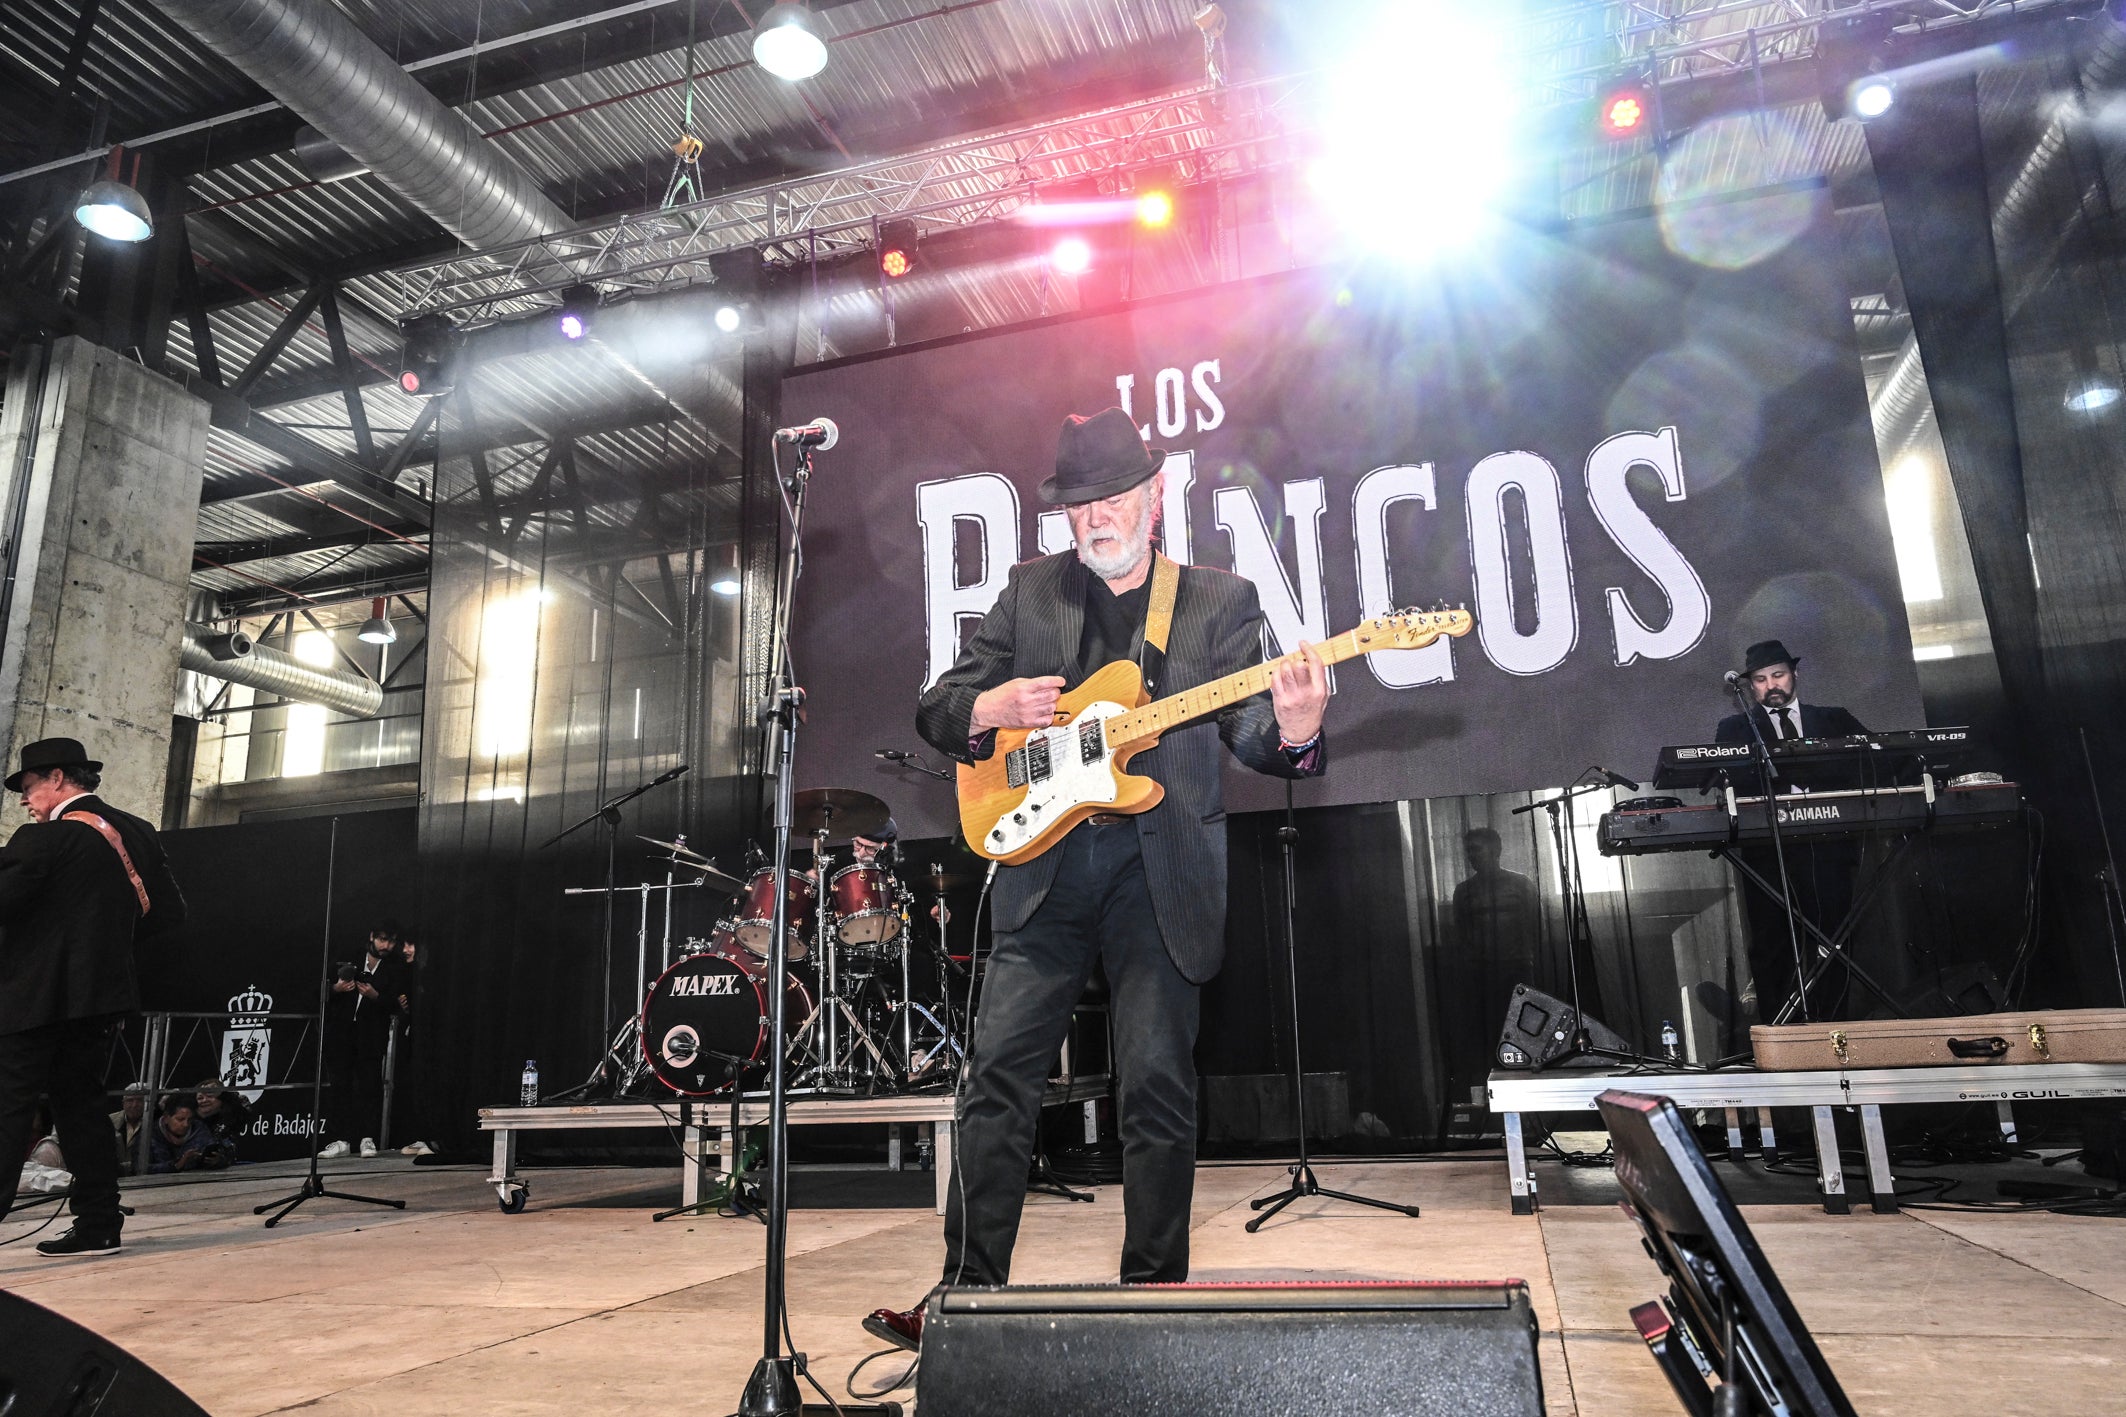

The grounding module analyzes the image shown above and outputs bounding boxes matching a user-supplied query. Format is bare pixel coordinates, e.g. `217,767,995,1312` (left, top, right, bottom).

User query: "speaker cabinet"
919,1280,1544,1416
1495,984,1633,1070
0,1290,210,1416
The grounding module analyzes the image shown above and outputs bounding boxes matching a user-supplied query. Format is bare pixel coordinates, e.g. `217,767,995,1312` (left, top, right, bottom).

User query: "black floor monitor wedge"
1596,1089,1857,1417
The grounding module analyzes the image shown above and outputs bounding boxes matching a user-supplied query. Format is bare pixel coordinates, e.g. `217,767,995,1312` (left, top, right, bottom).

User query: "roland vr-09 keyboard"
1597,780,2023,857
1652,727,1974,791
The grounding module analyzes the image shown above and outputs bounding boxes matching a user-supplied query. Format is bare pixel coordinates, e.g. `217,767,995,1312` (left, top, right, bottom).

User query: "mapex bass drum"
734,867,816,961
640,939,814,1095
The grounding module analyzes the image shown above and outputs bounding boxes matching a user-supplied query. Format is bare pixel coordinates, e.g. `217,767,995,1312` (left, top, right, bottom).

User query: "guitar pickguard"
980,701,1130,857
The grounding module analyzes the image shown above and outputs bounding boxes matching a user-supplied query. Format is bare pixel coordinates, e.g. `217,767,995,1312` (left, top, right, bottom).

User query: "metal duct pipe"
151,0,568,252
180,623,384,718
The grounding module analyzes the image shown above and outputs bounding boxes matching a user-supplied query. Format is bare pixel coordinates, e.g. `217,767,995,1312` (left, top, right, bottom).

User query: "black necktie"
1777,707,1798,740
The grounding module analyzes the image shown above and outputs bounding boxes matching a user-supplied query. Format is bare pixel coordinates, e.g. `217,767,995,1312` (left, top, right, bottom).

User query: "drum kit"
621,787,973,1098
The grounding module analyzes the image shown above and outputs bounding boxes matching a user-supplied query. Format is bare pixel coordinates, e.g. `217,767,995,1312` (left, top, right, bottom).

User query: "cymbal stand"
559,876,705,1098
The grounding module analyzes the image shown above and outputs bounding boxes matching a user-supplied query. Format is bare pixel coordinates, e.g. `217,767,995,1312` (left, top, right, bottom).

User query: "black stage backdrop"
138,809,420,1160
784,196,1922,834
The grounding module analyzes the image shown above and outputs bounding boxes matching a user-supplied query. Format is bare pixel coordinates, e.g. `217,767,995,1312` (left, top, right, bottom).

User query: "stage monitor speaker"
919,1280,1544,1416
0,1289,210,1416
1494,984,1632,1070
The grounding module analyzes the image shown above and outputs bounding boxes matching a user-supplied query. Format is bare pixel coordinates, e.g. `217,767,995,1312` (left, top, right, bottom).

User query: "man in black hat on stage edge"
0,737,185,1254
1714,640,1866,1022
863,408,1330,1351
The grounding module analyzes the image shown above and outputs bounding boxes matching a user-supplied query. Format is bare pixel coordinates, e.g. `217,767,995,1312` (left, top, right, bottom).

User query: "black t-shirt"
1077,573,1152,683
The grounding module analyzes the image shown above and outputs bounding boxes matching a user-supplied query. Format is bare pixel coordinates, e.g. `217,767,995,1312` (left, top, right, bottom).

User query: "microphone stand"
1247,780,1420,1231
543,766,690,1103
875,749,952,782
1724,681,1811,1024
736,440,895,1417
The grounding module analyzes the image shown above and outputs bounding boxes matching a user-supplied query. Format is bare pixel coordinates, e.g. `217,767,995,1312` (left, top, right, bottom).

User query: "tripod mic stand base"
253,1173,407,1229
735,1357,901,1417
1244,1162,1420,1233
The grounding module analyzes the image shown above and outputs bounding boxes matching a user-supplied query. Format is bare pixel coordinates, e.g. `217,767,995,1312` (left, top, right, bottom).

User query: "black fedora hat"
1741,639,1801,675
1038,407,1167,506
6,737,101,793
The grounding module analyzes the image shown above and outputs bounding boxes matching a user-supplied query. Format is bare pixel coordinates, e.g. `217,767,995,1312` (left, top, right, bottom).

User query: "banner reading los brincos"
784,197,1922,841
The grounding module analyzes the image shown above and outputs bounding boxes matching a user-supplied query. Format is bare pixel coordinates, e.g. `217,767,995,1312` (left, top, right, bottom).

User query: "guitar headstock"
1353,604,1475,651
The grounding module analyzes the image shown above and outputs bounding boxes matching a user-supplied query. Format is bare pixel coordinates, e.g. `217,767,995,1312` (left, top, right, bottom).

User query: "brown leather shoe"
862,1303,923,1352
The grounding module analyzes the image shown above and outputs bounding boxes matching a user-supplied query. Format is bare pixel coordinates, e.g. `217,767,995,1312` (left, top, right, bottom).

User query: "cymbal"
637,837,745,893
791,787,890,841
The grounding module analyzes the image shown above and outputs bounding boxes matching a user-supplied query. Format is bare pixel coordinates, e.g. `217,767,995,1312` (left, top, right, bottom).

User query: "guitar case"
1751,1008,2126,1071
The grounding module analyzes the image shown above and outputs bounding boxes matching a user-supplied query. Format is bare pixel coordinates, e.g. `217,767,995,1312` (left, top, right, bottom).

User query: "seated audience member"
147,1095,213,1174
110,1083,149,1175
193,1078,249,1169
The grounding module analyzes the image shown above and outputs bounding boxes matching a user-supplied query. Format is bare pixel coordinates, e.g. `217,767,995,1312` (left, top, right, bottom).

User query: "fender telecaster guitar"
958,607,1474,864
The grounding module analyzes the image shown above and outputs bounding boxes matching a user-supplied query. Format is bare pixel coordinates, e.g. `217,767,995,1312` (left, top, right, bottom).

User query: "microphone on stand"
1722,669,1745,690
651,764,690,785
1592,767,1640,791
874,749,913,762
774,417,839,450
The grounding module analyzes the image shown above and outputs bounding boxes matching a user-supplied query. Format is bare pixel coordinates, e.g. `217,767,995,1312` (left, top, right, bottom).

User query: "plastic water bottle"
1660,1020,1680,1064
519,1060,539,1108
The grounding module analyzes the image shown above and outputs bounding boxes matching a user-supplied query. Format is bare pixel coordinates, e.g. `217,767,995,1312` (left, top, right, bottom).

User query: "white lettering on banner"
1352,464,1454,688
1585,427,1711,666
1115,373,1150,441
1191,361,1226,432
1037,510,1073,555
1467,451,1578,676
918,474,1021,690
1160,448,1196,565
1155,367,1188,438
1215,479,1331,668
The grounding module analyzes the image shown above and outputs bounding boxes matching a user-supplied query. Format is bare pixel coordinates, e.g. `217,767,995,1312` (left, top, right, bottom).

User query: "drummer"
850,818,898,867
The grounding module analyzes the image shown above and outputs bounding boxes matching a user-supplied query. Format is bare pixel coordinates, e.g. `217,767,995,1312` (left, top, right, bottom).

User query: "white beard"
1075,500,1154,581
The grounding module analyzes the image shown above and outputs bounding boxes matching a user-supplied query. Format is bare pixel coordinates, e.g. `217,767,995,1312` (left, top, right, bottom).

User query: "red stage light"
1600,89,1649,139
399,369,423,395
1136,191,1174,228
1051,236,1093,274
881,248,911,278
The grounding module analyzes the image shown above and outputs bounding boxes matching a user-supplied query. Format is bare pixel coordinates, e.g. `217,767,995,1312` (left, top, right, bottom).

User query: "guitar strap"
1137,553,1179,695
61,809,152,915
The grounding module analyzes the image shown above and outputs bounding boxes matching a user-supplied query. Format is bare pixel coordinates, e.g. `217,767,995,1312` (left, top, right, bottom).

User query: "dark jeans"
0,1016,123,1233
325,1018,388,1144
944,821,1200,1287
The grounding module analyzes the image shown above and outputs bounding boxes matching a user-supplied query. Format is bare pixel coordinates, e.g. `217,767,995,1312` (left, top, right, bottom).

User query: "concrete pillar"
0,337,210,821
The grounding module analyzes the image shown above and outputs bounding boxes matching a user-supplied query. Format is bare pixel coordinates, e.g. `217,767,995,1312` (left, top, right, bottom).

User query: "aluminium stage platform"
478,1075,1109,1215
1488,1061,2126,1215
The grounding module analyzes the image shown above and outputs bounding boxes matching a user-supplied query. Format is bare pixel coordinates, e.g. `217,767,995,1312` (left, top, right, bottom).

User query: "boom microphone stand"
1724,678,1813,1024
256,818,406,1228
734,435,896,1417
1248,781,1420,1231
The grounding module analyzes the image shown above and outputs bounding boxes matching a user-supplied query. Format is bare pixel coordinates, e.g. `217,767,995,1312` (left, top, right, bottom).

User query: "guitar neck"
1106,627,1371,749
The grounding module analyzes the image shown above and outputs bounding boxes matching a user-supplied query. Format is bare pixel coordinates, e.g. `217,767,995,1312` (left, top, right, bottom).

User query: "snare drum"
830,863,903,947
640,942,814,1096
734,866,815,961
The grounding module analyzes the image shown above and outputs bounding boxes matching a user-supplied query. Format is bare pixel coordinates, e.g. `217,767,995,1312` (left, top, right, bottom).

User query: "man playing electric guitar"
863,406,1328,1352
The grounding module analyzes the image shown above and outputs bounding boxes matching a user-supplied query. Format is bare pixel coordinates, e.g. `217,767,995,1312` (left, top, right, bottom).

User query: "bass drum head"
641,951,771,1095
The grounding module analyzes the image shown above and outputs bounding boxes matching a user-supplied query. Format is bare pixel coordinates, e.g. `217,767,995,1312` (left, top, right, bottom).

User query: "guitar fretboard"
1105,624,1380,749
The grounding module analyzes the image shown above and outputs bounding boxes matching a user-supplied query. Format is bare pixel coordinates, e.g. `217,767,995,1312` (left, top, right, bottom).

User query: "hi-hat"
638,836,745,893
791,787,890,840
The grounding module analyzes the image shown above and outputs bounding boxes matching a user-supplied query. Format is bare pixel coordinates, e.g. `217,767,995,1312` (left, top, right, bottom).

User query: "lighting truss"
346,72,1313,325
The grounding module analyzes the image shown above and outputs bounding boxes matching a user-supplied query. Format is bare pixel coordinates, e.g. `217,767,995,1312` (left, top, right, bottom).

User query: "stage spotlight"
714,304,743,333
710,575,742,596
1136,191,1174,228
879,218,919,278
1051,236,1093,275
1597,85,1652,139
1852,79,1895,118
397,314,458,398
753,3,828,81
1311,8,1518,258
557,283,600,340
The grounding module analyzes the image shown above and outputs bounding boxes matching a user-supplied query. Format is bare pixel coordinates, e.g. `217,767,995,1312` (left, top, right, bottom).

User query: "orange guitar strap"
62,810,152,915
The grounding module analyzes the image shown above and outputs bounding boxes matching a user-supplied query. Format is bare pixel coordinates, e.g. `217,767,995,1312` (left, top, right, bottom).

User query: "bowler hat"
5,737,101,793
1741,639,1801,675
1039,407,1167,506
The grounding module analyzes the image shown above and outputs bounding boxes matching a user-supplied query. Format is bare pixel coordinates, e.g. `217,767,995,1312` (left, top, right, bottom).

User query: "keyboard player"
1713,639,1865,1023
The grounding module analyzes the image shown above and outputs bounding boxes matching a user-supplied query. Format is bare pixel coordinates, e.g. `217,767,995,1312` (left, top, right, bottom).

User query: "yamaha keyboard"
1598,780,2023,856
1653,727,1974,791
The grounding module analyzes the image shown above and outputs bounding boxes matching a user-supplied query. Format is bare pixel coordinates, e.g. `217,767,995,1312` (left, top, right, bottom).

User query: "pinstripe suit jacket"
916,551,1325,984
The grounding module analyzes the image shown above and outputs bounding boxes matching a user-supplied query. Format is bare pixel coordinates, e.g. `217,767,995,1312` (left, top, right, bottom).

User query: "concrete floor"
3,1155,2123,1415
